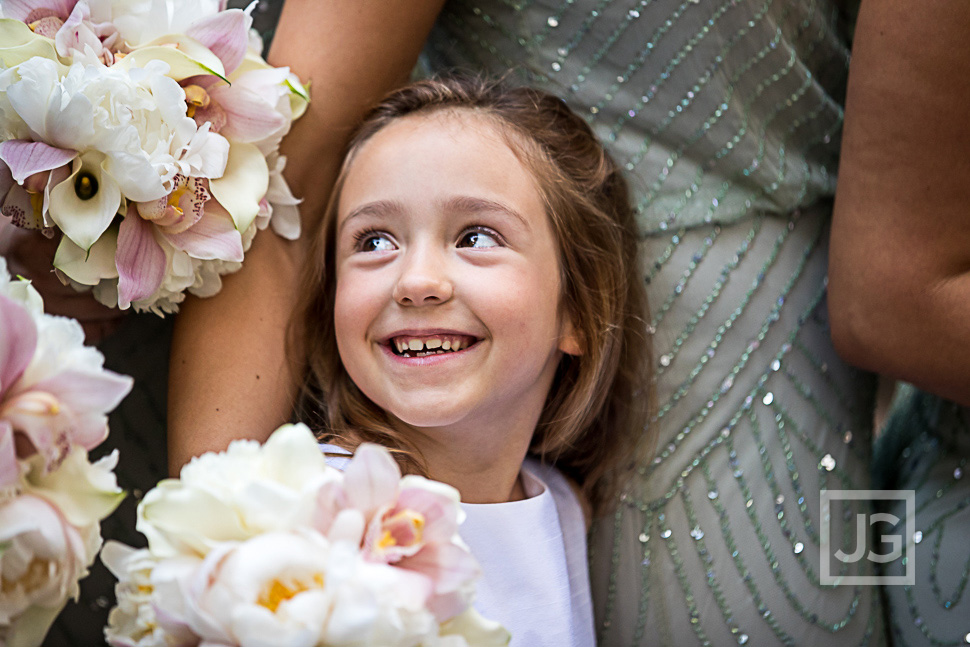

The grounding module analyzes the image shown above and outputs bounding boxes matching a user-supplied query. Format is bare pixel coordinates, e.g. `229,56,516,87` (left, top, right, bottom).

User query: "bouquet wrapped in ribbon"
104,424,510,647
0,257,132,647
0,0,308,313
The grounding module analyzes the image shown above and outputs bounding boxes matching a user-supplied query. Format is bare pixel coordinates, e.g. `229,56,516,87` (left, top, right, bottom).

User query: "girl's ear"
559,318,582,356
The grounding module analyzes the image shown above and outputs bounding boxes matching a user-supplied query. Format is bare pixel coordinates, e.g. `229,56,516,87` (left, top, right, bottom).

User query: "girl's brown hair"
294,75,652,511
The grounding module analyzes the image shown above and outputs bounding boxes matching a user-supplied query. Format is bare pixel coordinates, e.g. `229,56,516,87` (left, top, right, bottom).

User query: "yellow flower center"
378,510,425,550
183,85,210,119
0,558,54,595
257,573,324,613
166,185,189,216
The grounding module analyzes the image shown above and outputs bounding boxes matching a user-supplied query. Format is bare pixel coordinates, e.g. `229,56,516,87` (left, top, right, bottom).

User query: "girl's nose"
392,249,453,306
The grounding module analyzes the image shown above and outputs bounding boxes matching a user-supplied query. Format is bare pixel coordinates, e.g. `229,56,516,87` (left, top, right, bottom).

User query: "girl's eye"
355,231,396,252
457,228,501,249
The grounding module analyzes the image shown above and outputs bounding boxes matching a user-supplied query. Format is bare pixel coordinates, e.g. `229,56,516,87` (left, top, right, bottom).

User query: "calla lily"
113,35,227,82
0,17,64,69
207,142,267,232
48,151,121,250
52,227,118,286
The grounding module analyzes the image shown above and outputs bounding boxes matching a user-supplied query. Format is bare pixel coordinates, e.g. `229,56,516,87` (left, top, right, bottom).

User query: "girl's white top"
320,445,595,647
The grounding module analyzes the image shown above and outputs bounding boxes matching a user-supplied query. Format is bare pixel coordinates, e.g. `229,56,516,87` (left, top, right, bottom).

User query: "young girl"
293,76,651,646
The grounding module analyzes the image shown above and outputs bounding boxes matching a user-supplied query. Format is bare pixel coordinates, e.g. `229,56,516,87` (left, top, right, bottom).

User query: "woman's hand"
0,219,124,343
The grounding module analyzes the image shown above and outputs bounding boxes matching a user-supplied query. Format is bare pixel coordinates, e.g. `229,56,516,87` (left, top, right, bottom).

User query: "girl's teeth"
392,336,474,355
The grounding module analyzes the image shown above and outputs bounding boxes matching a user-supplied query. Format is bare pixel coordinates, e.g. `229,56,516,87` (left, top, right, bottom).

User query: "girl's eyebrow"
442,196,529,230
338,200,405,232
340,196,529,231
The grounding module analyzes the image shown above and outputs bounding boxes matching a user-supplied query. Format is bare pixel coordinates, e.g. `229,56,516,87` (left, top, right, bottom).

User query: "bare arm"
828,0,970,406
167,0,446,473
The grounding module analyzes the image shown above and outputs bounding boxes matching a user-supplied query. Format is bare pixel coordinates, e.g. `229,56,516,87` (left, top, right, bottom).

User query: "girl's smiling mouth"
383,333,481,358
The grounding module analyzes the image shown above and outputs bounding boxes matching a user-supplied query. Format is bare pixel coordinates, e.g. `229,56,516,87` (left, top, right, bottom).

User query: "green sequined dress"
874,386,970,647
425,0,885,645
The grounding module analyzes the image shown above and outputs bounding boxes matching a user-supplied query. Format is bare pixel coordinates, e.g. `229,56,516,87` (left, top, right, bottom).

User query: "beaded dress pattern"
426,1,883,645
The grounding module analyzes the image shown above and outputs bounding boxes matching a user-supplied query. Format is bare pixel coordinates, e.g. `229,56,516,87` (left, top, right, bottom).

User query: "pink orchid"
116,180,242,308
313,444,481,622
1,0,78,30
3,0,119,63
0,141,75,236
0,291,132,482
179,70,289,146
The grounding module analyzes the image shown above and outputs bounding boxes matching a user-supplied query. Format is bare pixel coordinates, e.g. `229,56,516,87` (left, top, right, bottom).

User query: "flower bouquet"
0,0,308,313
103,424,510,647
0,257,132,647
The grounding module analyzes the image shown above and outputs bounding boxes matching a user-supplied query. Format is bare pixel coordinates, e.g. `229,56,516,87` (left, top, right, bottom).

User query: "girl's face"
332,111,577,453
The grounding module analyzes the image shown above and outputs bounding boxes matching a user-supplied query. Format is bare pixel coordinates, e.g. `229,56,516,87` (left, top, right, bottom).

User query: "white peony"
137,423,337,558
0,56,228,250
0,493,95,647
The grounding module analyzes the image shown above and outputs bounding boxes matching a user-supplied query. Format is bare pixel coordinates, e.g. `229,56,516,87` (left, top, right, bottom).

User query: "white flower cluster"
0,0,307,313
104,424,510,647
0,258,131,647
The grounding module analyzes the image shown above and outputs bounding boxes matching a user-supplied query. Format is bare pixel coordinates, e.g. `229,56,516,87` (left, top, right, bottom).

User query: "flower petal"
116,37,227,82
0,0,74,22
343,443,401,517
0,420,20,488
398,543,481,594
32,367,133,419
23,447,125,528
184,8,251,75
0,17,61,68
439,607,511,647
102,150,168,203
208,84,287,144
0,140,76,184
137,480,251,557
0,291,37,395
206,142,267,232
48,153,121,251
162,199,242,261
53,227,119,287
1,183,44,230
116,207,166,308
